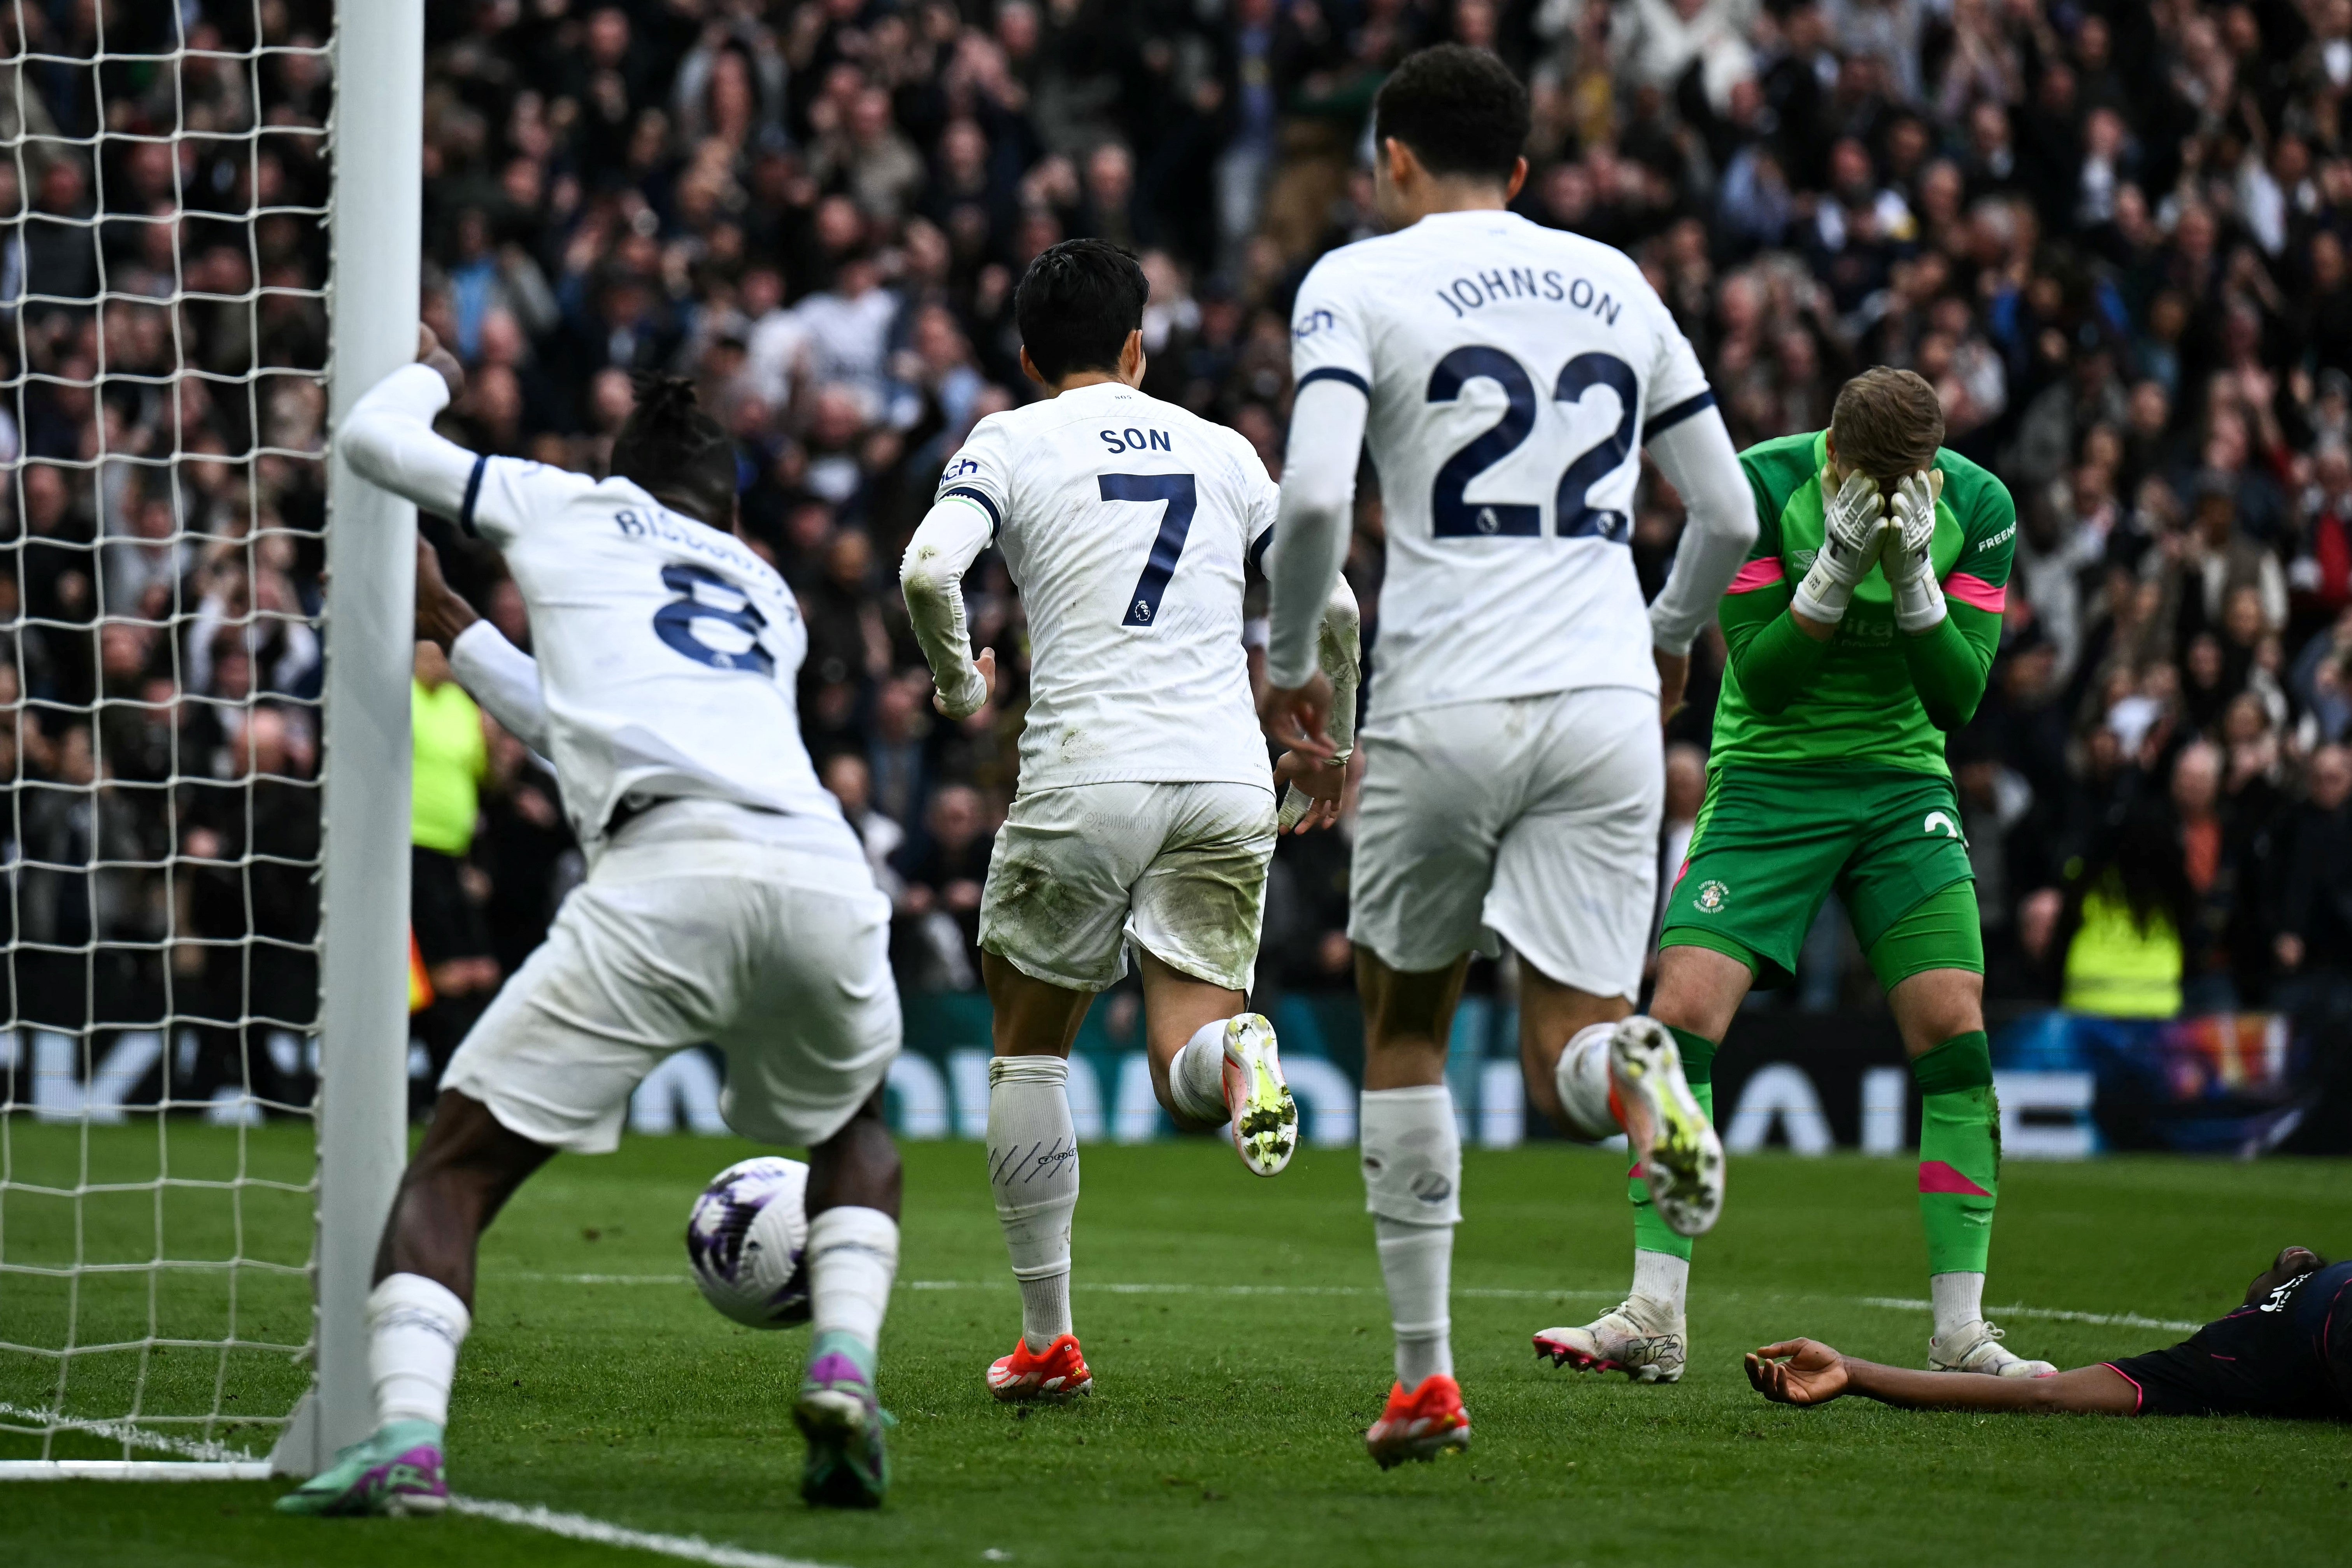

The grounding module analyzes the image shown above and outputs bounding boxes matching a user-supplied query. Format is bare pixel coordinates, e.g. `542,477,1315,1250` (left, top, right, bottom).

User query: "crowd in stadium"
9,0,2352,1070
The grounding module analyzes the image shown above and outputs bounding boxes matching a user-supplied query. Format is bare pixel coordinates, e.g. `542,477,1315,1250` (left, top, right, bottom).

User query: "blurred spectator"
890,782,992,990
2276,743,2352,996
2052,809,2193,1020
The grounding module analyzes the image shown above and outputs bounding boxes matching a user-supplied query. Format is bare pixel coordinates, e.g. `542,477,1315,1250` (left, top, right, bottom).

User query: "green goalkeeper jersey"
1708,429,2016,777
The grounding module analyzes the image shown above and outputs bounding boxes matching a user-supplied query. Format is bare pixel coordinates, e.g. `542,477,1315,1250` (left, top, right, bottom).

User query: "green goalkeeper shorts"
1659,767,1979,989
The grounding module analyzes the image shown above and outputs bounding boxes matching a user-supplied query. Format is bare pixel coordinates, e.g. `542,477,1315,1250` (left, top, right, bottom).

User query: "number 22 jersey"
934,381,1279,796
1288,208,1717,721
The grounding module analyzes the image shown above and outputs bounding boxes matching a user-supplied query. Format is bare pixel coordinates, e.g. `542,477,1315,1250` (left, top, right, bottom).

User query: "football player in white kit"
898,240,1361,1404
1258,47,1763,1467
278,337,904,1515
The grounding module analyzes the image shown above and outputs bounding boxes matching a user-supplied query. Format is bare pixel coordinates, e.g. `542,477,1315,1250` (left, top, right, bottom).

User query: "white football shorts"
1349,685,1662,1000
979,780,1277,994
443,811,899,1154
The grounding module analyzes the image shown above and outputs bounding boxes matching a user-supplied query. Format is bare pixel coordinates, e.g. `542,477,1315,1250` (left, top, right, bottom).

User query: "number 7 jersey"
935,381,1278,796
1289,208,1717,720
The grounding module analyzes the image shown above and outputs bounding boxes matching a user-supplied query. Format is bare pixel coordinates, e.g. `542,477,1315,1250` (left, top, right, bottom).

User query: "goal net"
0,2,414,1478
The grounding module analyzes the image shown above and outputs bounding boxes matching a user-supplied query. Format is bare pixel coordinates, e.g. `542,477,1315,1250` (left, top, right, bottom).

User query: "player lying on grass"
1746,1247,2352,1421
899,239,1360,1404
1259,46,1761,1468
279,332,905,1515
1540,367,2041,1389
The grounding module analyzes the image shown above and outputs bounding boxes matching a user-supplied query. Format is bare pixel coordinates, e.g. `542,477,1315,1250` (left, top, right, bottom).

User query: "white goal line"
445,1497,847,1568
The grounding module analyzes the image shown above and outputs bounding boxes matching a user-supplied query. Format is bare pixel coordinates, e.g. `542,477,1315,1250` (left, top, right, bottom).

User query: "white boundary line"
511,1273,2203,1331
0,1401,267,1464
1854,1297,2201,1334
0,1400,847,1567
446,1496,849,1568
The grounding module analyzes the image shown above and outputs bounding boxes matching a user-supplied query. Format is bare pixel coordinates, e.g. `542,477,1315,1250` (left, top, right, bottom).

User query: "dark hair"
1014,238,1147,384
1372,45,1529,184
1830,367,1946,489
611,373,735,526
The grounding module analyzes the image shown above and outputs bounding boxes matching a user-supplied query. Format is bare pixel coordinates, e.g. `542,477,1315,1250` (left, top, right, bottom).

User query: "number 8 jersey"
1288,208,1715,720
341,364,850,856
934,381,1279,796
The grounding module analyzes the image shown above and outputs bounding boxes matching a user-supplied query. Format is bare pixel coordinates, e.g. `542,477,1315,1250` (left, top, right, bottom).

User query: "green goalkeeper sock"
1629,1027,1716,1262
1913,1030,1998,1275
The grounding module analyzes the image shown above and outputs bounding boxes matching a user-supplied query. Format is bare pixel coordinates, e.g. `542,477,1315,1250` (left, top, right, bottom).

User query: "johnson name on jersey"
935,381,1279,795
1289,209,1718,718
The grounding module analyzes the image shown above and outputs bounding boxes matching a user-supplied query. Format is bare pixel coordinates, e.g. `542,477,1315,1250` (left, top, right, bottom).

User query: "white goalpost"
0,0,418,1481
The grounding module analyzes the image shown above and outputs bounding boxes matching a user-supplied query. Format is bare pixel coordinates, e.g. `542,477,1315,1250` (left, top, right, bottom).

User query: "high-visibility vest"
2061,884,2183,1018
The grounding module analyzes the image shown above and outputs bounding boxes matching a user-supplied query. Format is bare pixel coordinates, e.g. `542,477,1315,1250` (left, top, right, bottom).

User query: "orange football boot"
986,1333,1094,1402
1363,1373,1470,1469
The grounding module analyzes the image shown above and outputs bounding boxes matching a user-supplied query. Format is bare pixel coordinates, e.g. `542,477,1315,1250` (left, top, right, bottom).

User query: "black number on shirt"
1426,346,1540,537
1553,353,1640,544
1103,472,1198,626
1424,346,1640,543
652,562,775,676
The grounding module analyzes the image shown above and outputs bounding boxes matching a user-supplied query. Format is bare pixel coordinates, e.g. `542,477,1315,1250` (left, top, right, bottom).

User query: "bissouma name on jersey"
615,504,777,583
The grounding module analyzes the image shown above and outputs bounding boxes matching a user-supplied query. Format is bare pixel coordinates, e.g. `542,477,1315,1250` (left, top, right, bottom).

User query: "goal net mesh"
0,0,333,1463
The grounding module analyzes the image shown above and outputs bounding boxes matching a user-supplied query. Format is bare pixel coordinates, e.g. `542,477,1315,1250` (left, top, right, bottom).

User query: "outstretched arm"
1745,1340,2139,1415
340,331,475,519
899,495,996,718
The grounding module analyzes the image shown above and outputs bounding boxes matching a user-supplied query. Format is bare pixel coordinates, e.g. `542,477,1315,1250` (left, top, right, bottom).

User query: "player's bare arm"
1744,1340,2138,1415
413,536,478,651
416,322,466,402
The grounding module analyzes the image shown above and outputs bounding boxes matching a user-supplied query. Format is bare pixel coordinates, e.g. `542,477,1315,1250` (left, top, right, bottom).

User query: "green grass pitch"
4,1123,2348,1567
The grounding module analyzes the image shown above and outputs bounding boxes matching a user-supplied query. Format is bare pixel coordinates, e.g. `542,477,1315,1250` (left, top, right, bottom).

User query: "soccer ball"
686,1156,812,1328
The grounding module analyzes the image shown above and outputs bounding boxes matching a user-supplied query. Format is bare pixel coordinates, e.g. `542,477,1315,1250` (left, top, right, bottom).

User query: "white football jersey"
1288,209,1716,719
935,381,1277,796
459,456,855,855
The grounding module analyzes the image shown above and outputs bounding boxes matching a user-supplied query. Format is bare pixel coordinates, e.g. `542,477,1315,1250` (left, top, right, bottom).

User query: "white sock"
1931,1270,1985,1340
1361,1085,1461,1389
1019,1273,1071,1347
806,1205,898,1352
1552,1021,1619,1140
988,1054,1080,1353
1631,1249,1690,1321
1376,1217,1454,1385
1168,1019,1230,1124
367,1272,470,1429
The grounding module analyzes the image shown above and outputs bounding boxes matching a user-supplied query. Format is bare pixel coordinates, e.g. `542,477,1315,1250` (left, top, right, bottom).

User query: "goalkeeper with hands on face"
1538,368,2042,1384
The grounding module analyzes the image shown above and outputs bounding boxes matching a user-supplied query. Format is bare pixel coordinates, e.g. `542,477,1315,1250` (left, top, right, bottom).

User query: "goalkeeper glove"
1883,469,1946,633
1791,470,1887,625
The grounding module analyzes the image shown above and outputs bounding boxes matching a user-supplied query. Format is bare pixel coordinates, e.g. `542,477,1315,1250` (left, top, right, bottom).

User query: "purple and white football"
685,1156,811,1328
